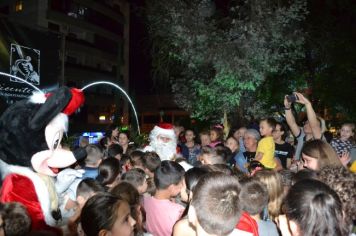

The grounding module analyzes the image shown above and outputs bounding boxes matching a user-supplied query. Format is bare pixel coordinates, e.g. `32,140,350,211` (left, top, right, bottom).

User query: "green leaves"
146,0,308,120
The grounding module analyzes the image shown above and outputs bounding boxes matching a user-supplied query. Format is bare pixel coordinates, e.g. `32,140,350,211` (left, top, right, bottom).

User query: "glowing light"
99,115,106,121
81,81,140,135
0,71,43,94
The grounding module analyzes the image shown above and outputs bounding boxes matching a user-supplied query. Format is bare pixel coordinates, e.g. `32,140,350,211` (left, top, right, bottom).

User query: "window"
15,1,23,12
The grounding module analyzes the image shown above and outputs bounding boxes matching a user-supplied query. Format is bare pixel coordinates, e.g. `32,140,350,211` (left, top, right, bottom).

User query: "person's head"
120,154,132,173
81,193,136,236
107,124,119,140
142,151,161,177
301,140,342,171
199,146,225,165
97,157,121,187
292,168,318,185
76,178,106,208
283,179,349,236
184,129,196,143
149,124,177,160
0,202,31,236
79,136,89,148
272,122,288,142
302,116,325,135
189,173,241,236
259,118,276,137
233,127,247,140
254,170,284,220
225,136,239,153
339,123,354,141
173,124,185,139
118,131,130,148
154,160,185,197
318,165,356,226
130,150,145,169
239,178,268,216
278,169,295,195
99,136,112,151
108,144,124,160
182,167,210,202
243,129,260,152
84,144,103,167
121,168,148,194
199,131,211,147
110,182,144,235
210,125,224,142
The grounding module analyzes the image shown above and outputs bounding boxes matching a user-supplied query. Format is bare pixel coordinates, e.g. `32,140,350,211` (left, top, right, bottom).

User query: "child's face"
340,125,354,141
170,178,185,197
302,153,319,171
118,133,129,147
272,124,284,140
225,137,239,153
210,130,218,142
185,130,195,142
259,120,273,136
109,202,136,236
200,134,211,146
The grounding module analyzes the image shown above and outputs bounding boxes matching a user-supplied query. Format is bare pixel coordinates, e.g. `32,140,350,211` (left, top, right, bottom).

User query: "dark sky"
129,0,153,96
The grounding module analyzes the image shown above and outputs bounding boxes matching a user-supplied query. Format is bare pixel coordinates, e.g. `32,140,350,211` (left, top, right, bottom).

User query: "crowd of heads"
0,93,355,236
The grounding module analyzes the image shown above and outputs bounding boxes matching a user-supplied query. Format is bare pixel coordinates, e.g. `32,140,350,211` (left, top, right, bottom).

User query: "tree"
146,0,308,120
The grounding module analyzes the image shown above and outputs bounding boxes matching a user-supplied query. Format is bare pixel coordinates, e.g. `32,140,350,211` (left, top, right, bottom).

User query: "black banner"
0,18,61,107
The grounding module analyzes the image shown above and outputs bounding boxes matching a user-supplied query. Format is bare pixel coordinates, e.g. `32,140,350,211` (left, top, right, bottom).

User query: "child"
199,131,211,147
255,118,277,169
0,202,31,236
199,146,225,165
67,178,105,236
331,123,354,157
121,168,148,195
81,193,136,236
130,150,145,169
208,125,224,148
96,157,121,190
82,144,103,179
187,173,250,236
143,160,185,236
142,151,161,178
239,179,279,236
110,182,146,235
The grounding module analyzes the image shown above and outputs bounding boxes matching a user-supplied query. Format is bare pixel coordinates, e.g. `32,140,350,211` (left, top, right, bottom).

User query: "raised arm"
284,95,300,137
294,92,322,139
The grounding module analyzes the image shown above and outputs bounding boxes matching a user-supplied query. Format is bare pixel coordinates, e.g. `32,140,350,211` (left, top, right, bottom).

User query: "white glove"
55,168,84,194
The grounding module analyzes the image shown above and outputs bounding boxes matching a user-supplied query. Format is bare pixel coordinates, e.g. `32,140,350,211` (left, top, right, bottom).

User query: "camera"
286,94,298,103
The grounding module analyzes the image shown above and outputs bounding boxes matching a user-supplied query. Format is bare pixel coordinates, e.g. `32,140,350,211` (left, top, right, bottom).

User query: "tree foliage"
146,0,308,120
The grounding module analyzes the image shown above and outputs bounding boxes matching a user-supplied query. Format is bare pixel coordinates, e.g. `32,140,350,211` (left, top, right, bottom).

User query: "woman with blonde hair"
254,170,284,221
301,139,342,171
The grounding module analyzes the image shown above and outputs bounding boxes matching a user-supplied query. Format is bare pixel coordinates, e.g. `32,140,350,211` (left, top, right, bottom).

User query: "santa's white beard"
150,139,177,161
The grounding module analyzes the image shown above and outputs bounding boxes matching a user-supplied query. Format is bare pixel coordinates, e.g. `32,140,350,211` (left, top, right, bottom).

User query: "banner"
0,19,61,106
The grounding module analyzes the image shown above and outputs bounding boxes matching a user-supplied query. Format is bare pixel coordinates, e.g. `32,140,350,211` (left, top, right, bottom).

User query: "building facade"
0,0,130,131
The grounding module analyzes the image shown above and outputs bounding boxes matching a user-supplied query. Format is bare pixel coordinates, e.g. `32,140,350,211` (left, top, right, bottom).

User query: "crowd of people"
0,93,355,236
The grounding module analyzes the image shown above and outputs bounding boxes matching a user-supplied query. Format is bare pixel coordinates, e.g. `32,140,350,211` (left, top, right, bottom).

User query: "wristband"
284,107,291,110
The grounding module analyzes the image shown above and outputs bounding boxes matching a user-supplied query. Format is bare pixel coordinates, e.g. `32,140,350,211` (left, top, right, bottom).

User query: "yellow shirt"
256,136,276,168
350,160,356,173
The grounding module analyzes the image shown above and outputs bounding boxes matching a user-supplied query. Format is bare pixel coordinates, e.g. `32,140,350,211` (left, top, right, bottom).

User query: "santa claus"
143,123,178,161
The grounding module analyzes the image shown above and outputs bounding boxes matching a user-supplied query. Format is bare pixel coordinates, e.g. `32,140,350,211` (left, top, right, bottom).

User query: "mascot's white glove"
55,168,84,194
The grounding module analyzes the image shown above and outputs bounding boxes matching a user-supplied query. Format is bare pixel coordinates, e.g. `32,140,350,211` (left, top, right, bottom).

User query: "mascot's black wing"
29,87,72,131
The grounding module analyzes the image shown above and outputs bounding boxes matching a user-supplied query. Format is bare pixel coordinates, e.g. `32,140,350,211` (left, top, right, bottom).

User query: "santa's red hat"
152,123,176,138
